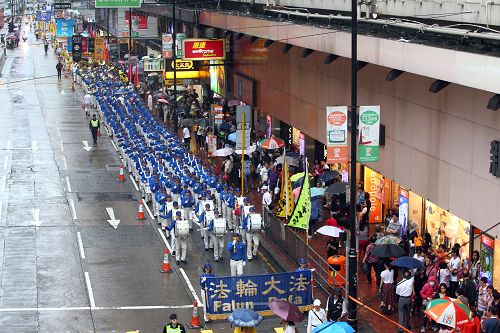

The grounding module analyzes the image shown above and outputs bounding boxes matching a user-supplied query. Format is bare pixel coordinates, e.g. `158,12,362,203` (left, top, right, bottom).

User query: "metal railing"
263,207,347,296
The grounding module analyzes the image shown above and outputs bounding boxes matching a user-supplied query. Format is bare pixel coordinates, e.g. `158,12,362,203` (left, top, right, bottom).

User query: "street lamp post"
347,0,358,328
171,0,178,133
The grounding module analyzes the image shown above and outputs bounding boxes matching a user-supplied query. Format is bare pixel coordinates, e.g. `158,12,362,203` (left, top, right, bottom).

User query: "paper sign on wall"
358,106,380,162
326,106,348,163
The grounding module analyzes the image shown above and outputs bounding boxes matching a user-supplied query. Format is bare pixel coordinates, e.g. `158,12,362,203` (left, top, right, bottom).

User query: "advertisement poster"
56,19,73,38
207,134,218,157
480,235,494,284
326,106,348,164
363,167,383,223
183,39,225,60
175,33,186,58
95,0,141,8
425,200,470,257
162,33,173,58
212,104,224,125
358,105,380,162
210,60,226,96
398,188,409,235
125,11,147,29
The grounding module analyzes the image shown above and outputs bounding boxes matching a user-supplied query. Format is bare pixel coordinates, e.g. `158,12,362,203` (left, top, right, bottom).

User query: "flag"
275,151,294,218
287,160,311,230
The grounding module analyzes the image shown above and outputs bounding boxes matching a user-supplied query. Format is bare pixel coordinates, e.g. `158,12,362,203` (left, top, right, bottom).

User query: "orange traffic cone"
119,164,125,182
136,199,146,220
188,300,202,329
160,248,173,273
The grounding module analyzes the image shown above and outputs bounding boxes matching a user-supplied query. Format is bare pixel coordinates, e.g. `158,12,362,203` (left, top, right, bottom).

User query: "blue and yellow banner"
205,271,313,319
56,19,74,38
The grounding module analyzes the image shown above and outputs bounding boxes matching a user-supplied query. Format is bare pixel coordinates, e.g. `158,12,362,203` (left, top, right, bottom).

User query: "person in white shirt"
183,127,191,150
307,299,327,333
448,250,461,296
379,262,396,314
147,93,153,111
262,187,273,210
83,93,93,116
281,320,296,333
396,270,414,332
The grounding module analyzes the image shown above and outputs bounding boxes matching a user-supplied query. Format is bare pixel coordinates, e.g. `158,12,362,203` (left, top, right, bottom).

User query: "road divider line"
143,202,154,220
110,140,118,151
69,199,77,219
60,141,64,151
158,228,173,253
0,176,5,192
129,175,139,191
3,155,8,169
61,156,67,170
179,268,203,307
65,176,72,192
84,272,96,308
0,201,2,221
77,232,85,259
0,305,194,312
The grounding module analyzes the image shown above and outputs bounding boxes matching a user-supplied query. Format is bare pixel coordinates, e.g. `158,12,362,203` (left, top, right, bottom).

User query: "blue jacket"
180,193,194,208
200,272,215,289
228,241,246,261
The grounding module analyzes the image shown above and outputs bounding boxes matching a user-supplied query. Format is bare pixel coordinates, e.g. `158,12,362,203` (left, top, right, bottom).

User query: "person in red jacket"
458,315,481,333
420,276,438,332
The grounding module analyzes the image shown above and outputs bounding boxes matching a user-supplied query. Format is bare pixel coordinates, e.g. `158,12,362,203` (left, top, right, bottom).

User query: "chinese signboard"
358,105,381,162
54,2,71,9
326,106,348,164
94,38,105,61
363,167,383,223
95,0,140,8
56,19,73,37
183,39,225,61
72,35,82,62
206,271,312,319
162,34,173,58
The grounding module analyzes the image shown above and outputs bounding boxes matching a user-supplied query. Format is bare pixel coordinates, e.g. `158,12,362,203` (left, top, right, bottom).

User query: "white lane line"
110,140,118,151
60,141,64,151
77,232,85,259
65,176,72,192
84,272,96,308
69,199,77,219
3,155,8,169
179,268,203,307
143,202,154,220
6,140,11,150
0,305,194,312
0,176,5,192
129,175,139,191
0,201,2,221
61,156,67,170
158,228,173,253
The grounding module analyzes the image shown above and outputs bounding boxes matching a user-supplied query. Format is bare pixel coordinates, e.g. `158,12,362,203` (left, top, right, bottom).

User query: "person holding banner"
200,263,215,322
228,233,246,276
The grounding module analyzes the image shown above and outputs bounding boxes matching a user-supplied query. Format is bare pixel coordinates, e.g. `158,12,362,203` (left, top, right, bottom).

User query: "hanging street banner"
287,162,311,230
162,34,173,58
363,167,383,224
358,105,381,162
326,106,348,164
72,35,82,62
183,39,225,61
56,19,73,37
94,38,105,61
275,152,294,218
95,0,140,8
205,271,313,319
398,187,409,235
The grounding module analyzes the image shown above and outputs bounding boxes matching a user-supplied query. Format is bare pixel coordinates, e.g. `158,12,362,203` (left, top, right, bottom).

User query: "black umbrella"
371,244,406,258
318,170,340,183
325,181,348,195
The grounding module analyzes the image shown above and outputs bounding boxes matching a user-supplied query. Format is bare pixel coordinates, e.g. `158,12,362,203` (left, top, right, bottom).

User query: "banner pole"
241,112,245,196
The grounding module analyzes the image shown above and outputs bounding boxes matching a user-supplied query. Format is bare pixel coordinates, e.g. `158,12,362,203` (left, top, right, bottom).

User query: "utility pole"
172,0,178,133
347,0,358,328
106,8,110,60
128,7,132,57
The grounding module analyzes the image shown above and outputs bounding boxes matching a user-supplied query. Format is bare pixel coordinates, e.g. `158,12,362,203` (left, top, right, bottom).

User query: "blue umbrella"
227,308,264,327
391,256,425,269
227,132,237,143
313,321,355,333
311,187,326,197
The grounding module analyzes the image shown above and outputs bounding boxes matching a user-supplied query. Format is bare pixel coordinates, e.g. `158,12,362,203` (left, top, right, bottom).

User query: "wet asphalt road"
0,25,287,333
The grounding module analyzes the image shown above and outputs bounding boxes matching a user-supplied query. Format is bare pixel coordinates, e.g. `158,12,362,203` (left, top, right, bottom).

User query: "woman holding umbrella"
228,308,263,333
268,299,304,333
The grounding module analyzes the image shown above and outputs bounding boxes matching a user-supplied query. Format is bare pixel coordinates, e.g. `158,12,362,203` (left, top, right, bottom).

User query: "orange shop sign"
363,167,383,223
182,39,225,61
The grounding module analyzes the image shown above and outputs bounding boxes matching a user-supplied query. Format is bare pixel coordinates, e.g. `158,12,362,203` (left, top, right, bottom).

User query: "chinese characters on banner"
363,167,383,223
205,271,313,319
398,188,409,234
56,19,73,37
94,38,105,61
326,106,348,164
358,106,381,162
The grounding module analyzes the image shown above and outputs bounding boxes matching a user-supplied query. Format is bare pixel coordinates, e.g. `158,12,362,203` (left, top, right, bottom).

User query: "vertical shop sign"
358,106,380,162
363,167,383,223
326,106,348,163
399,188,409,235
162,33,173,58
207,135,218,157
480,234,494,284
72,35,82,63
176,33,186,58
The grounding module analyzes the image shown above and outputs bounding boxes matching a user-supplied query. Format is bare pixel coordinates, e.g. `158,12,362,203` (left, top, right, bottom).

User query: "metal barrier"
263,207,347,295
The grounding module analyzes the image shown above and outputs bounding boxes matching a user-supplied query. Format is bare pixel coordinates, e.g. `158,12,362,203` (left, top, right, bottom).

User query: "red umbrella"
260,136,285,150
157,99,168,104
268,300,304,322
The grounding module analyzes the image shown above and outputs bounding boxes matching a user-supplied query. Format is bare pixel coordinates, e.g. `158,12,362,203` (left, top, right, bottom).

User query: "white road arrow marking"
106,207,120,229
82,141,92,151
33,208,41,228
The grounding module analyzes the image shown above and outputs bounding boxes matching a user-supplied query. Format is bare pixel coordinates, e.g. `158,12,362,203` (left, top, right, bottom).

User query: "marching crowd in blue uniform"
78,65,262,270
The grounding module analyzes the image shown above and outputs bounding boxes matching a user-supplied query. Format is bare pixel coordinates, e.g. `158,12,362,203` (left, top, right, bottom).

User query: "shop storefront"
164,59,209,97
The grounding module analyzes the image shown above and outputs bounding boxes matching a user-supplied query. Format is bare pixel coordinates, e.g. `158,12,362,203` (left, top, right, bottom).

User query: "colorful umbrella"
313,321,355,333
260,136,285,150
290,172,311,182
424,297,473,328
228,308,263,328
375,235,401,245
391,256,425,269
316,225,344,238
311,187,326,197
268,300,304,322
212,147,233,157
